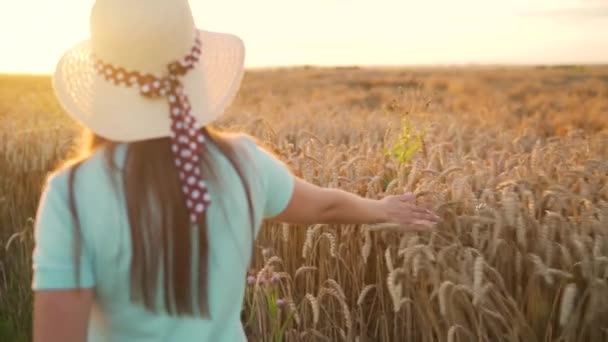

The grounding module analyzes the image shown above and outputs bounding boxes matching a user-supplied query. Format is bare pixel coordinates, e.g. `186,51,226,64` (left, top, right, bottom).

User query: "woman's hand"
377,192,440,228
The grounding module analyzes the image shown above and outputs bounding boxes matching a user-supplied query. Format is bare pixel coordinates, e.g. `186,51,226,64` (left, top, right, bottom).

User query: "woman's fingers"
409,212,439,223
408,205,432,214
405,205,441,221
397,220,436,232
404,207,441,222
410,219,437,227
384,193,441,226
399,193,416,202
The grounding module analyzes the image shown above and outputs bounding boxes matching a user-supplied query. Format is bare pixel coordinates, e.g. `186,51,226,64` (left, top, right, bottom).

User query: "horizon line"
1,61,607,77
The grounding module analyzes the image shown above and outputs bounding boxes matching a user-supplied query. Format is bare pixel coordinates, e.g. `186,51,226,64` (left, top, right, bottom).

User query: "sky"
0,0,607,74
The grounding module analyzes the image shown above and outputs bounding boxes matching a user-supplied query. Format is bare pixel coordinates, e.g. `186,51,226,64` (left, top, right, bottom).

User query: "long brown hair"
63,126,254,317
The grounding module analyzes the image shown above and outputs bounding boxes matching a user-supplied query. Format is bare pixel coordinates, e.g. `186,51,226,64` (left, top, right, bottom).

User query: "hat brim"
53,29,245,142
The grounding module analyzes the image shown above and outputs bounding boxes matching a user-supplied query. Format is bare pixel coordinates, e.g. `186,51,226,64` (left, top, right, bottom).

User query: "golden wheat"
3,67,608,341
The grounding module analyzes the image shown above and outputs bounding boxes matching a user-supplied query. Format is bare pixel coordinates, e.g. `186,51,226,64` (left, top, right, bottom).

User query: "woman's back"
32,135,294,341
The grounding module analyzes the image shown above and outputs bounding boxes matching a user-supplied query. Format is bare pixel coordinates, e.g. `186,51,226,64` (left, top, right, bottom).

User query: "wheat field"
1,66,608,341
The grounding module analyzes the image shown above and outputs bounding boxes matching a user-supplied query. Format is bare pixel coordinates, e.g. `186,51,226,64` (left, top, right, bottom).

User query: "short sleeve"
244,137,295,218
32,172,95,290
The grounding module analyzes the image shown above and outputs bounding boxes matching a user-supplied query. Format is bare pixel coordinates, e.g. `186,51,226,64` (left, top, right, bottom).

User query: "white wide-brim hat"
53,0,245,142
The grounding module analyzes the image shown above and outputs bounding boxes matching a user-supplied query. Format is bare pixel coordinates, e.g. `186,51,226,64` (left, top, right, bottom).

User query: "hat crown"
90,0,197,73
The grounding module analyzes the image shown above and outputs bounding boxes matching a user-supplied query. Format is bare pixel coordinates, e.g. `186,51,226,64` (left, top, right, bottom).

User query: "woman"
32,0,441,341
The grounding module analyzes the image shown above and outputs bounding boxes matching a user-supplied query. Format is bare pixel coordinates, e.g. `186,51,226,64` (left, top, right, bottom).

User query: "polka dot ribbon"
93,36,211,224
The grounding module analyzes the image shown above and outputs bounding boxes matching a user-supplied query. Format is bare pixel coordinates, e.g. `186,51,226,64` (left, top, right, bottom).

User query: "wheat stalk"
319,287,353,338
473,256,484,306
361,228,372,263
305,293,320,327
559,284,578,327
294,266,317,281
387,268,406,312
384,247,394,272
320,232,337,258
357,285,377,307
281,222,290,243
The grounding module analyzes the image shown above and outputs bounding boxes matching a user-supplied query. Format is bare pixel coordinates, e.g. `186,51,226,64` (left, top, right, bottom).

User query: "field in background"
1,66,608,341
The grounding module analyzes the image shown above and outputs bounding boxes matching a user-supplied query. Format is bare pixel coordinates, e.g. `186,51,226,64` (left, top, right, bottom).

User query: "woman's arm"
34,289,93,342
32,173,96,342
272,177,440,227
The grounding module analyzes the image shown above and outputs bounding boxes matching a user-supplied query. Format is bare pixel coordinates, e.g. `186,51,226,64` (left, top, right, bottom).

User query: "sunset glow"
0,0,607,74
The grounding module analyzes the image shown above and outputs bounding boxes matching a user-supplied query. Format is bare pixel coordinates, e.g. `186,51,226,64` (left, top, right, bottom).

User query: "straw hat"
53,0,246,142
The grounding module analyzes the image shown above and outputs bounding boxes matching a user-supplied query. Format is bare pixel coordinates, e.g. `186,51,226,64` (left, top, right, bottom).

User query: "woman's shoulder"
210,132,287,181
44,147,116,193
217,132,279,156
210,132,260,162
215,131,256,149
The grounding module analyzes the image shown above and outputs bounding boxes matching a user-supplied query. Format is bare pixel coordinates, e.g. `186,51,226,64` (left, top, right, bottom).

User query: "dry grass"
1,66,608,341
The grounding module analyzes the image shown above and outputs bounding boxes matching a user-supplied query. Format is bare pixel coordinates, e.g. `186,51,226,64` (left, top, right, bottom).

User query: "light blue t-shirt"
32,135,294,342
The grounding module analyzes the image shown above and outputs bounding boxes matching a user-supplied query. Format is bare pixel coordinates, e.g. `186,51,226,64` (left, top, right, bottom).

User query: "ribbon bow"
94,36,211,224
